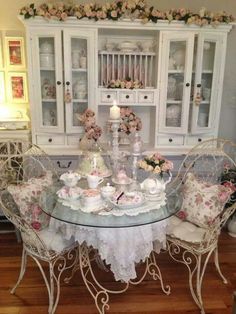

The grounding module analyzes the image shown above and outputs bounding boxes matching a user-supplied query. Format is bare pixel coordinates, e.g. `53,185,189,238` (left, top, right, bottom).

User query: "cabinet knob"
186,83,190,87
107,95,111,99
169,138,173,143
198,138,202,142
57,81,61,85
66,81,70,86
48,138,52,143
144,95,148,99
197,84,201,88
126,95,130,99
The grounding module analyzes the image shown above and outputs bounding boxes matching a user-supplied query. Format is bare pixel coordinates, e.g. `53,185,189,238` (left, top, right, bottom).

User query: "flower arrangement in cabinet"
107,78,143,89
20,1,234,26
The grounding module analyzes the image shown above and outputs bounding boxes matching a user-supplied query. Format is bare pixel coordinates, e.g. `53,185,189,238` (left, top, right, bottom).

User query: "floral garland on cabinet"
20,1,234,26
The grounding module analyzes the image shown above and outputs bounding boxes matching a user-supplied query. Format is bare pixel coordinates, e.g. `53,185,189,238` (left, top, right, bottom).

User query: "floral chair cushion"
178,173,232,228
8,171,53,231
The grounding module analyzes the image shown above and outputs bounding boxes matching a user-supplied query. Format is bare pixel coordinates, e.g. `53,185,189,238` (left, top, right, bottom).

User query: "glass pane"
71,38,87,70
72,102,87,127
166,103,182,128
197,103,210,128
165,40,187,129
169,41,186,71
42,102,57,126
71,38,88,101
39,37,58,127
202,41,215,71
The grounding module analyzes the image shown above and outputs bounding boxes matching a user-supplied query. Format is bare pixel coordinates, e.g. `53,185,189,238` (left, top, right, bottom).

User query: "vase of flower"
138,153,173,197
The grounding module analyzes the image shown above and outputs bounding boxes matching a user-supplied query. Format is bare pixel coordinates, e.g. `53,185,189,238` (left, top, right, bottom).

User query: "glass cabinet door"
30,29,64,133
63,29,96,133
159,32,194,134
191,33,223,133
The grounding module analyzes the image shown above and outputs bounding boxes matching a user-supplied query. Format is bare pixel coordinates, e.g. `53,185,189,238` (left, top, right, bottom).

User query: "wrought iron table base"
68,243,171,314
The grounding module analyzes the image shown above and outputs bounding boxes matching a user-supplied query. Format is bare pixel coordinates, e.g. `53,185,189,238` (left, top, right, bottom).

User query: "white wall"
0,0,235,141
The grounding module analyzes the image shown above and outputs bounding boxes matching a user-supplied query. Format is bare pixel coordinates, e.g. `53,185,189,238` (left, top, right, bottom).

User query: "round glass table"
40,184,181,228
39,183,182,314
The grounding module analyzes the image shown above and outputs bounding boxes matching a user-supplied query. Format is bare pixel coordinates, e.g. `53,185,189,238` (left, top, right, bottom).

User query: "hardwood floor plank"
0,231,235,314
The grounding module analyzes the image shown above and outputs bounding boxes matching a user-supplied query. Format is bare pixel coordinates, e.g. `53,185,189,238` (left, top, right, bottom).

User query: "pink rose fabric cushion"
7,171,53,231
179,173,232,227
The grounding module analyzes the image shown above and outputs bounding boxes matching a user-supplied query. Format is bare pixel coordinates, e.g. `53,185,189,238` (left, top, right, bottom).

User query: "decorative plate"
110,191,144,209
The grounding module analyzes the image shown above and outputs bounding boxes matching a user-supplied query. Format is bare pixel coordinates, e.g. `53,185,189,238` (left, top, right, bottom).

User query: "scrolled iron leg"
167,241,215,314
79,244,110,314
147,252,171,295
214,246,227,284
11,247,27,294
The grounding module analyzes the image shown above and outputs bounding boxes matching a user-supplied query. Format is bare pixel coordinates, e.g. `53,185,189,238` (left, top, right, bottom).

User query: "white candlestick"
110,102,120,120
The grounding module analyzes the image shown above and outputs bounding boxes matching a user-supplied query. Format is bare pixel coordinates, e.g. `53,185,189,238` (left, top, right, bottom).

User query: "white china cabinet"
28,26,96,147
21,17,232,157
157,31,227,148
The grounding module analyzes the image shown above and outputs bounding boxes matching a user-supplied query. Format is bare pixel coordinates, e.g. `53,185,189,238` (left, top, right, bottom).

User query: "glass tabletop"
40,184,181,228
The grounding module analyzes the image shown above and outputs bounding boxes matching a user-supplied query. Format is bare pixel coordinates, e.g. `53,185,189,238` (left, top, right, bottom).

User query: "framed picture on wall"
8,72,28,103
0,37,2,68
0,72,5,103
5,37,25,69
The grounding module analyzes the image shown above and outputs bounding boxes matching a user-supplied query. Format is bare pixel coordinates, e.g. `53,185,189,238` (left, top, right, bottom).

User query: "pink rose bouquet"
77,109,102,141
138,152,173,177
119,107,142,135
107,78,143,89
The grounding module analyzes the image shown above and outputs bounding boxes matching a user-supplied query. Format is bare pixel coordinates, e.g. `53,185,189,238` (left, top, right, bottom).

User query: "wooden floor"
0,229,236,314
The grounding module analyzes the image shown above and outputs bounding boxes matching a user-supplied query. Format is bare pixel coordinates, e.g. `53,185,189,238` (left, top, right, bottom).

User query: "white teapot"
140,174,172,195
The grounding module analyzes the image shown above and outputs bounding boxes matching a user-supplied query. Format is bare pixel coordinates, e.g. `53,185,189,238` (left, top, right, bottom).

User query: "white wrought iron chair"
0,140,33,241
0,143,78,314
166,138,236,314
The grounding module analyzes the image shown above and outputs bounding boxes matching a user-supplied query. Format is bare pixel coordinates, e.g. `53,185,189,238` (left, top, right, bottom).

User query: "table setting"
39,101,181,313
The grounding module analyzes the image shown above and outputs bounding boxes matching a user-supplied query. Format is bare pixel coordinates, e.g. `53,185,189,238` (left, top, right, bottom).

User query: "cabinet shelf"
98,102,156,107
73,99,88,103
42,99,56,102
40,67,55,71
167,100,182,104
168,70,184,74
72,68,87,72
99,50,156,56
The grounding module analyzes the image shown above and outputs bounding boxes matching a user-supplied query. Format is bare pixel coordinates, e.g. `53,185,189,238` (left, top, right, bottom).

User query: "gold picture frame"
0,36,3,69
8,72,28,103
0,72,5,103
5,37,26,69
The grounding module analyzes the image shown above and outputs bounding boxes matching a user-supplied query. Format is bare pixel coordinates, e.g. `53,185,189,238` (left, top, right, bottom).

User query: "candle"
110,101,120,120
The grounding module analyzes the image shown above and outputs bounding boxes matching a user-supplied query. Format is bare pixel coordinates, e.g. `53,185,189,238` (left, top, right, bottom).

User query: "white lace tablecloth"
49,218,168,282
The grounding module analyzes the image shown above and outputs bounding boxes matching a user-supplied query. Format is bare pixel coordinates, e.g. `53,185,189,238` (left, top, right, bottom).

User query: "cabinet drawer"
36,135,65,145
185,135,214,146
157,135,184,146
100,90,117,103
67,135,83,146
119,91,136,103
138,90,155,103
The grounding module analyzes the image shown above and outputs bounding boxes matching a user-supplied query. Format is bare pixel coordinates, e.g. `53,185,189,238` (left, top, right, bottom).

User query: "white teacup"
60,171,81,187
100,184,116,199
87,174,104,189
